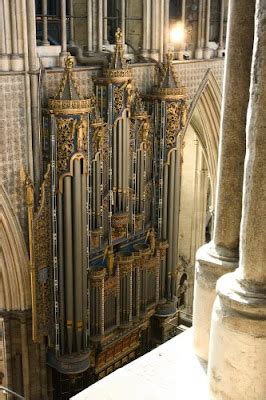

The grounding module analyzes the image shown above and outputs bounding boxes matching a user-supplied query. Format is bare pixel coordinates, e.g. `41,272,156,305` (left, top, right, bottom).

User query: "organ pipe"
57,192,65,353
73,159,83,353
63,176,74,353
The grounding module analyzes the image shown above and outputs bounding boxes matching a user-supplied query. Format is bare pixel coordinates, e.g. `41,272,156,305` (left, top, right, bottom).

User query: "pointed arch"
182,69,222,206
0,185,31,311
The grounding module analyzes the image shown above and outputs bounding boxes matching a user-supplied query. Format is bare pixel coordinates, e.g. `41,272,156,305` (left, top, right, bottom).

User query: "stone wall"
0,74,30,240
43,58,224,102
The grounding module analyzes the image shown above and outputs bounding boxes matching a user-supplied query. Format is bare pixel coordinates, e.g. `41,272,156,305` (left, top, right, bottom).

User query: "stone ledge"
72,329,208,400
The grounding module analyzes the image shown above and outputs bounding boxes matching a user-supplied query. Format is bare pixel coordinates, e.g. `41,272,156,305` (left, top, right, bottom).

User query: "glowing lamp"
170,22,185,45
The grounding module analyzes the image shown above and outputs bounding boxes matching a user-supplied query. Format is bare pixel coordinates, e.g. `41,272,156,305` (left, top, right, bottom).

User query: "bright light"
170,22,185,45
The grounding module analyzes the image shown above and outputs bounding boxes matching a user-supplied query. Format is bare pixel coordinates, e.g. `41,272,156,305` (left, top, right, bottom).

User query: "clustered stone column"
218,0,225,57
208,1,266,398
41,0,50,45
195,0,225,59
192,0,255,361
0,0,25,71
59,0,67,64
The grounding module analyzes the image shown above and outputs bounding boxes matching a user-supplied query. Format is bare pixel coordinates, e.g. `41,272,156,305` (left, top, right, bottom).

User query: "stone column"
141,0,151,57
0,0,9,70
195,0,203,59
26,0,41,188
163,0,169,57
42,0,50,45
203,0,211,59
103,0,108,45
121,0,125,46
87,0,93,52
208,1,266,398
69,0,74,46
218,0,225,57
10,0,23,71
150,0,159,60
192,0,255,361
60,0,67,62
97,0,103,51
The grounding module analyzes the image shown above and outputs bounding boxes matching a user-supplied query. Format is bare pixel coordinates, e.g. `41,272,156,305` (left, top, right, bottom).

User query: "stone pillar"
150,0,159,60
121,0,125,46
103,0,108,45
97,0,103,51
10,0,23,71
208,2,266,398
42,0,50,45
195,0,203,59
203,0,211,59
218,0,225,57
69,0,74,46
192,0,255,361
142,0,151,57
0,0,9,70
163,0,169,56
60,0,67,62
87,0,93,52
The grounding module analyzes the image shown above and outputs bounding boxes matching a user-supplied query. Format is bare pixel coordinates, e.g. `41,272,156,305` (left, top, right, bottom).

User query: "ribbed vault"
0,185,31,311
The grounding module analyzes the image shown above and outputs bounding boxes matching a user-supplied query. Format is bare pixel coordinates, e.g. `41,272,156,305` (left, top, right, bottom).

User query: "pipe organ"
24,29,187,399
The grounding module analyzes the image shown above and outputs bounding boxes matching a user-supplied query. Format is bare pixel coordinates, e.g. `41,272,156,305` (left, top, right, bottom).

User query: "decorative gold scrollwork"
166,102,181,149
56,118,76,176
114,85,124,117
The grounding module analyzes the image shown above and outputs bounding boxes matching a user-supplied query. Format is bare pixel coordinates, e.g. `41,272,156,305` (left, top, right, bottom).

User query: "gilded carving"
56,118,75,176
166,102,181,149
114,85,124,116
76,117,88,152
146,228,156,256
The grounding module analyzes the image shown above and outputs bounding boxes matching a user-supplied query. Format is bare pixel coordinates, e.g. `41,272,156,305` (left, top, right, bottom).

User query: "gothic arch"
182,69,222,206
0,185,31,311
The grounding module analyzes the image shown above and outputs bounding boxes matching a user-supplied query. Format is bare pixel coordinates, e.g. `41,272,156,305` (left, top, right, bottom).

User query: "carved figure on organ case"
75,117,88,151
104,245,115,276
146,228,156,255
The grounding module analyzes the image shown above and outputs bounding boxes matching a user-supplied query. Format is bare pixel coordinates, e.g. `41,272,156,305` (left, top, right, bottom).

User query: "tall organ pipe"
63,176,74,353
113,121,117,206
162,164,169,239
73,159,83,353
82,172,87,348
118,121,122,211
167,151,176,300
172,148,181,297
58,192,65,353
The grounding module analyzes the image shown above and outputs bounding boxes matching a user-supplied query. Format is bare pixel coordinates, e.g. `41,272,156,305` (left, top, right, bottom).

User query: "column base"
203,47,212,59
195,48,203,59
192,242,238,361
41,40,50,46
217,47,225,58
11,55,24,72
141,49,150,59
59,52,69,67
176,50,184,61
208,272,266,400
149,50,159,62
0,55,10,71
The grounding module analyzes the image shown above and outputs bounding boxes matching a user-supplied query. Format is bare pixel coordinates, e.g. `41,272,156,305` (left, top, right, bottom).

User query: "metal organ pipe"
63,176,74,353
172,147,181,297
162,164,169,239
118,120,122,211
113,122,117,207
57,192,65,353
81,172,87,348
167,151,176,300
73,159,83,353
